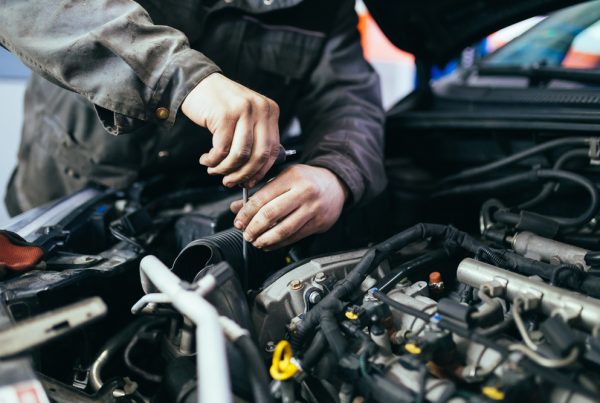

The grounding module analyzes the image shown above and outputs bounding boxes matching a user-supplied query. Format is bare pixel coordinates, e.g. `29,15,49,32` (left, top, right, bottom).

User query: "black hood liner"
363,0,587,65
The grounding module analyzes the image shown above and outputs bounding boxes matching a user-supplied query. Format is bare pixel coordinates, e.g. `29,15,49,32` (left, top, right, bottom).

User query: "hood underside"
363,0,588,65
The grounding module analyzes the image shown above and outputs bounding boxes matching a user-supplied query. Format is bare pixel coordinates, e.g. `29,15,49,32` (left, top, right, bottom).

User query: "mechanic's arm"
0,0,281,186
232,2,386,250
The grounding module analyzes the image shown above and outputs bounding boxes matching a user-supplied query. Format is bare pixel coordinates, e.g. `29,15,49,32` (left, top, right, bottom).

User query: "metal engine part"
511,231,590,271
457,258,600,330
252,249,389,350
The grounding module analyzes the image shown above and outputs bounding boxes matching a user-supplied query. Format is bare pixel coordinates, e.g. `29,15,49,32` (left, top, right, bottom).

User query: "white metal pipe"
140,255,232,403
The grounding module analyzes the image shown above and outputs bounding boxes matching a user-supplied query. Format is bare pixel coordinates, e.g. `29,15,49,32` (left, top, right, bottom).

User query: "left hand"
231,164,348,250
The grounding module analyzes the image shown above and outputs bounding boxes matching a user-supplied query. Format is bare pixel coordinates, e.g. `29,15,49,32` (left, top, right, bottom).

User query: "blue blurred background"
0,47,29,224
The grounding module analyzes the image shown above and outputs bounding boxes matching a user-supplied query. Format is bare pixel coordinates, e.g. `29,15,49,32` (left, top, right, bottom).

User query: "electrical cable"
371,290,433,321
476,315,514,337
518,148,589,209
434,169,598,231
416,364,428,403
439,137,592,185
483,169,599,231
234,335,274,403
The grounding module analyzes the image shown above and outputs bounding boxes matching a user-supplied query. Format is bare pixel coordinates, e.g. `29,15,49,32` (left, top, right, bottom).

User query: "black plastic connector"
540,316,582,357
437,298,475,330
120,209,153,236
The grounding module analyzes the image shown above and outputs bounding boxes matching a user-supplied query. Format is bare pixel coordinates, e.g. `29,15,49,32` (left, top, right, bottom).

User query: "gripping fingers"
208,117,254,179
253,209,312,249
230,199,243,214
242,191,300,242
223,113,279,186
199,118,236,167
233,181,290,230
263,220,315,251
243,144,282,188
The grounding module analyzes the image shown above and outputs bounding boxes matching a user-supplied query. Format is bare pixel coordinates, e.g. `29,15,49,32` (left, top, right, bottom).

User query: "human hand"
181,73,280,188
230,164,348,250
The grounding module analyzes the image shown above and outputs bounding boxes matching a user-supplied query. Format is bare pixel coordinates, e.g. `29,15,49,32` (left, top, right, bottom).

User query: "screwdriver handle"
275,146,297,165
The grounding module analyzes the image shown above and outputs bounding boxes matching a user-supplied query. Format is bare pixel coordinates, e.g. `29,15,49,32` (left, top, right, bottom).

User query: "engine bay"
2,133,600,403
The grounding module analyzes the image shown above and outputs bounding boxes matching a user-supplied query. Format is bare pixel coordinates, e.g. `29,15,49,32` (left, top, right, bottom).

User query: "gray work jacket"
1,0,386,214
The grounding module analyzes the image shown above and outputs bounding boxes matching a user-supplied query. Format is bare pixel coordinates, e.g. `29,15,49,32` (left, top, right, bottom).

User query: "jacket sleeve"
0,0,221,135
296,1,386,207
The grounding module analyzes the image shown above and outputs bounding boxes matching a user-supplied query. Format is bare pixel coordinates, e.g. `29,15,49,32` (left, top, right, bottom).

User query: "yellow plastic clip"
482,386,505,401
270,340,299,381
345,310,359,320
405,343,422,355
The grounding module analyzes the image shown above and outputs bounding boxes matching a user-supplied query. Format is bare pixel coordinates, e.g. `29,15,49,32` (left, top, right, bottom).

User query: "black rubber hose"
439,137,591,185
477,315,514,337
301,330,328,369
320,310,348,360
377,249,451,293
89,317,156,391
519,149,589,209
536,170,599,227
433,170,538,199
234,335,274,403
584,251,600,268
171,228,285,287
435,169,599,230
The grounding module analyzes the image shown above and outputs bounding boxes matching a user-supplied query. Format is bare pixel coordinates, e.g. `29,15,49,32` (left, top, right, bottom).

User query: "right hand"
181,73,281,188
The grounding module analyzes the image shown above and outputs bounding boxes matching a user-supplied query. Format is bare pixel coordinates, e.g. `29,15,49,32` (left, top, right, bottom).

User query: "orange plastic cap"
429,272,442,284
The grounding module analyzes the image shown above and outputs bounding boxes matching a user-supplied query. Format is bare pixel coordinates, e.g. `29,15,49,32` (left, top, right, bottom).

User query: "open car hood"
363,0,588,65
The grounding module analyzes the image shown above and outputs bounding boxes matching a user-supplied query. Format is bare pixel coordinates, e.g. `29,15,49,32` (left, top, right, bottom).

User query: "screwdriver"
242,146,296,280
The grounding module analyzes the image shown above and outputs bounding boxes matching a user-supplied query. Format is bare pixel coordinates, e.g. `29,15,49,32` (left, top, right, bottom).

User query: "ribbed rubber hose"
171,228,284,286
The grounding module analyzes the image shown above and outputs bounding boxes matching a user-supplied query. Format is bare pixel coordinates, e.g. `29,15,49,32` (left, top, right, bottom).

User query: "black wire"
519,149,589,209
301,330,327,369
372,290,433,321
435,169,599,231
550,264,580,286
476,315,514,337
432,170,538,199
377,249,451,293
585,251,600,268
439,137,591,185
416,364,428,403
109,224,146,252
234,335,274,403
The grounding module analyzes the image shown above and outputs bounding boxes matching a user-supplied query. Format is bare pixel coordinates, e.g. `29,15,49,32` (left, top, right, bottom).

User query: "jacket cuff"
96,48,221,135
306,154,365,207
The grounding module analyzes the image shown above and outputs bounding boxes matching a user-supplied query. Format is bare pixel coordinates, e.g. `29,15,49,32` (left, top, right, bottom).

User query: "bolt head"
308,291,322,304
314,272,327,283
289,279,303,290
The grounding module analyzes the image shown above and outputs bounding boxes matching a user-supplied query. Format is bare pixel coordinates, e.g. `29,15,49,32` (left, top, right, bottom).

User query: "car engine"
2,135,600,403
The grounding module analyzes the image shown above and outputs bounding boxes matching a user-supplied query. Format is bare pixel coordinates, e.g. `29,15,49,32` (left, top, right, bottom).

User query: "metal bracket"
588,137,600,165
0,297,107,358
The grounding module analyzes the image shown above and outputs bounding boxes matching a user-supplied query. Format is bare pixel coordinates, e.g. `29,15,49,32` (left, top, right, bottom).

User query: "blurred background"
0,48,29,224
0,4,539,224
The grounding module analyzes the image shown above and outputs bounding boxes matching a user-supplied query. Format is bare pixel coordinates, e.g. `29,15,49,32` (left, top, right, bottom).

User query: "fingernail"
243,232,254,242
234,220,243,229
